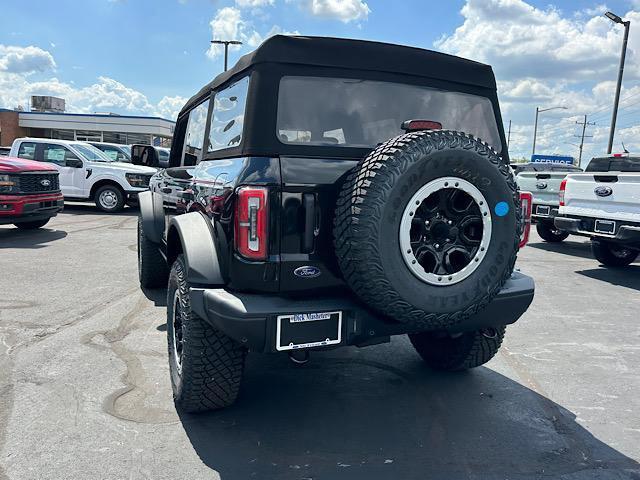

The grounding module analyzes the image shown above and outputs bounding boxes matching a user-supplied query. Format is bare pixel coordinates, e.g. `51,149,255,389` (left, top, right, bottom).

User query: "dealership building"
0,96,175,148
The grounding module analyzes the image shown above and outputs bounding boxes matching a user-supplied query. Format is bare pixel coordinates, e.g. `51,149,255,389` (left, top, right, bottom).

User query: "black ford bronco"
134,36,535,413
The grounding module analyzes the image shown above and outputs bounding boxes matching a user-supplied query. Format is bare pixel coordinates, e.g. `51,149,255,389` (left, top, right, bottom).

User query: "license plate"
536,205,551,216
276,311,342,351
594,219,615,234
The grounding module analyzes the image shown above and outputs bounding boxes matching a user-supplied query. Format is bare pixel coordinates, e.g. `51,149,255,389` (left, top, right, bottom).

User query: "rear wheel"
409,326,506,371
167,254,246,413
14,219,50,230
591,239,638,267
536,222,569,242
137,216,169,288
95,184,125,213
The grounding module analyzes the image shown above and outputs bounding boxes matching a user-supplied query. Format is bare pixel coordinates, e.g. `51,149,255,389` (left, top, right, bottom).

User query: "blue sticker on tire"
494,202,509,217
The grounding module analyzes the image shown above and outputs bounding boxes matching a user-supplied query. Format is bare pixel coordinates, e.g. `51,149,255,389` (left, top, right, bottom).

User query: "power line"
586,91,640,122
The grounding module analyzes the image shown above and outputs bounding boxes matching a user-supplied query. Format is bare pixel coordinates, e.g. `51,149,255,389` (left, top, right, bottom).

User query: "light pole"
604,11,631,154
532,106,568,156
210,39,243,71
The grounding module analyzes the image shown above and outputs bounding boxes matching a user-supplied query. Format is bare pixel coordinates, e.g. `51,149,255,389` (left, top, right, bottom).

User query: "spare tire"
334,130,521,330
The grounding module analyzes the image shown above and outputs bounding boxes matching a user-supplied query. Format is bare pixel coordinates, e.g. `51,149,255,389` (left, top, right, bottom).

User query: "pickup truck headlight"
0,174,18,194
125,173,151,188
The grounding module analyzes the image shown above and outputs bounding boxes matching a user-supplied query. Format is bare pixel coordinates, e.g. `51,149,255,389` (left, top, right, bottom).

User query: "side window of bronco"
209,76,249,152
182,98,211,166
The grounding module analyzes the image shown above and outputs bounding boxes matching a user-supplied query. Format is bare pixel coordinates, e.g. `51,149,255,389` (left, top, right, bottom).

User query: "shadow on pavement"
528,238,594,260
0,226,67,249
179,343,640,480
61,203,139,217
142,287,167,307
577,266,640,291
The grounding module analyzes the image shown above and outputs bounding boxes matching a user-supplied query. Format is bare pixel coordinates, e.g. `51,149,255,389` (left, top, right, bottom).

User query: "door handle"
161,187,172,194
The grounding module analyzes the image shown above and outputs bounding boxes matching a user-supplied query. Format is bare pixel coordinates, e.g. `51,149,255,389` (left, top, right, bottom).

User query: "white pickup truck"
10,138,157,212
516,163,582,242
555,154,640,267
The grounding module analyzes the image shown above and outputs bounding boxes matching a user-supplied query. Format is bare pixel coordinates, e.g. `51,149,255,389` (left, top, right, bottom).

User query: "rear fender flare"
138,190,164,244
167,212,224,286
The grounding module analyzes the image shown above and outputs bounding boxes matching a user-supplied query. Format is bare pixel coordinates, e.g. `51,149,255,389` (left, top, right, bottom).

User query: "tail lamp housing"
234,186,268,260
559,178,567,207
519,191,533,249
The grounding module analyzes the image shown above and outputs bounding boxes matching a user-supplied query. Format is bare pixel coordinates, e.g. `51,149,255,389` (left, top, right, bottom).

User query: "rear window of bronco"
276,76,502,152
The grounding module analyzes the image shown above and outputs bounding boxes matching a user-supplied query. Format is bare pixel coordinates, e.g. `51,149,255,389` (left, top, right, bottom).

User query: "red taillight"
234,186,268,260
401,119,443,132
519,191,533,249
559,178,567,207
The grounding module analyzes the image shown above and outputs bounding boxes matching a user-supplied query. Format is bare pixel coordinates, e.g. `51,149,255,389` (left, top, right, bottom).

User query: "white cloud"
206,7,246,59
306,0,370,23
235,0,274,7
435,0,640,160
435,0,638,82
0,45,185,119
155,95,188,120
0,45,56,74
207,6,299,58
246,25,300,48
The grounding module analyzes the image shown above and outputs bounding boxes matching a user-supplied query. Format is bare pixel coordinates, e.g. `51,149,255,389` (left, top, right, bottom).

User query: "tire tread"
333,130,521,330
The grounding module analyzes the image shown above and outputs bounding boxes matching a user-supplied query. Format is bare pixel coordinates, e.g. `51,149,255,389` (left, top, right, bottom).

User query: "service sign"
531,154,575,165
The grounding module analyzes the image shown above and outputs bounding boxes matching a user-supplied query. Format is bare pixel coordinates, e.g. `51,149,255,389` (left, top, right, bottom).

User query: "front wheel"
409,326,506,371
14,218,50,230
591,239,638,267
167,254,246,413
95,184,125,213
536,222,569,242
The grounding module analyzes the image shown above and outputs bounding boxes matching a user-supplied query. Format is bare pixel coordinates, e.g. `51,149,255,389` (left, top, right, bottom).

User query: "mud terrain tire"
167,254,246,413
334,130,521,330
409,326,506,371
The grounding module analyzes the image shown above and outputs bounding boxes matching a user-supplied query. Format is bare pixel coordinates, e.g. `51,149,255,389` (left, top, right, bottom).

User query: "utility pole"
532,106,568,156
210,39,243,71
574,115,595,168
507,120,512,149
604,11,631,154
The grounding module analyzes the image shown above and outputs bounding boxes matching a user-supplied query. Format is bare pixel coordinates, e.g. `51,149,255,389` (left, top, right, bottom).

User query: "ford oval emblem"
294,266,321,278
40,179,51,187
536,181,547,190
594,186,613,197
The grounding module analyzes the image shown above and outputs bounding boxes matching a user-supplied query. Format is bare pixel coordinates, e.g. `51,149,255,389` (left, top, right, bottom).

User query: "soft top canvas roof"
180,35,497,116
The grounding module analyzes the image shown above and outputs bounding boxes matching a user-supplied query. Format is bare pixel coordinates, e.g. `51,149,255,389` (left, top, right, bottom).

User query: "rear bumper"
0,193,64,225
190,271,535,353
555,216,640,245
531,204,559,224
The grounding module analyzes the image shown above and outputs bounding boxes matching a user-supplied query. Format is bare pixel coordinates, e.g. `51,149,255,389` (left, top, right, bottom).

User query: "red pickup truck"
0,157,64,229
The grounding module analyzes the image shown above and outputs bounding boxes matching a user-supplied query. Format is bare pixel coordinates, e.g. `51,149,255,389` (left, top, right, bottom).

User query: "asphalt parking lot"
1,205,639,480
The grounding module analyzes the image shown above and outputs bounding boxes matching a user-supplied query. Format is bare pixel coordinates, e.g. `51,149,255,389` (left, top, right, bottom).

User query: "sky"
1,0,639,161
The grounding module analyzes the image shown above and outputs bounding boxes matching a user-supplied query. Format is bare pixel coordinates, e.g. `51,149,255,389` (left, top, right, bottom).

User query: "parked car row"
7,138,157,213
515,153,640,268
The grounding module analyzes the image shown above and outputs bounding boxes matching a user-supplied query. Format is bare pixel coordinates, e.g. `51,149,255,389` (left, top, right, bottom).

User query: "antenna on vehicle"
621,142,629,153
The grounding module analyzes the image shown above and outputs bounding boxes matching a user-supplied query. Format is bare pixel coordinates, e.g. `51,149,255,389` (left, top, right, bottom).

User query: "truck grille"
15,173,60,194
